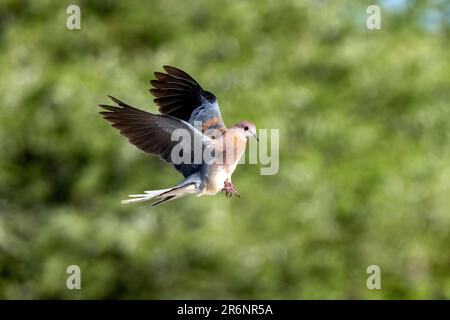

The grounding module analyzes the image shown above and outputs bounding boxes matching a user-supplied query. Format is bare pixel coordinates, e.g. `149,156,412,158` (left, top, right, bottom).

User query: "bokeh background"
1,0,450,299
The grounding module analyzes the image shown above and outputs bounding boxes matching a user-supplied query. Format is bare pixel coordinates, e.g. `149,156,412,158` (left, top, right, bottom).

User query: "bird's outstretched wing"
99,96,210,178
150,65,226,135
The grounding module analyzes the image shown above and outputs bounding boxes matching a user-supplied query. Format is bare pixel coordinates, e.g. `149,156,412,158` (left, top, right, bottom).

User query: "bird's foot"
221,180,240,197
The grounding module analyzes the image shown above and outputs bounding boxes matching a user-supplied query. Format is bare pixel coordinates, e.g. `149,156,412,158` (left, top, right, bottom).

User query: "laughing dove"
99,66,257,206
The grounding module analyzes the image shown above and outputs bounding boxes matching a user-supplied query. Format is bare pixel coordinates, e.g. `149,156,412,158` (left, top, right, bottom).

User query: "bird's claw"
221,180,240,197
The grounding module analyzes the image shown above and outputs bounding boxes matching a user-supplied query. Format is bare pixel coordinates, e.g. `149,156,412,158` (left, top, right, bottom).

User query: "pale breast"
203,165,230,195
202,130,247,196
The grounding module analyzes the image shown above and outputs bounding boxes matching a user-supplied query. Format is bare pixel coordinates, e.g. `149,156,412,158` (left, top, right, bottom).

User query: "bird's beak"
252,132,259,142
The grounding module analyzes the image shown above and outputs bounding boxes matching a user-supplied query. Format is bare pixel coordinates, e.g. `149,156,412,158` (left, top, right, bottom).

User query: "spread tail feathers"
121,182,197,206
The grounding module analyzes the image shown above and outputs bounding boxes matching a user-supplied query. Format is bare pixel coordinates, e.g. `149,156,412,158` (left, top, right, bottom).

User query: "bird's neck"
214,129,247,165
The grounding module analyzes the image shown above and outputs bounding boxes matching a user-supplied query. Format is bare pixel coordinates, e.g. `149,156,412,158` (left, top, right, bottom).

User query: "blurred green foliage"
0,0,450,299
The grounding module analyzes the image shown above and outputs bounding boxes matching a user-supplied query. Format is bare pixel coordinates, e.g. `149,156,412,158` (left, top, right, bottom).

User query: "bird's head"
234,120,258,141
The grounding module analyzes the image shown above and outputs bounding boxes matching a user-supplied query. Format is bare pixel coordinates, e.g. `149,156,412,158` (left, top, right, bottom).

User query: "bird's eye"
244,126,249,131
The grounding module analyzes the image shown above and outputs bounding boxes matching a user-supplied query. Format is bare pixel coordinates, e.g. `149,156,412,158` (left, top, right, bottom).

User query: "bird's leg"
221,179,240,197
227,181,239,197
221,180,234,197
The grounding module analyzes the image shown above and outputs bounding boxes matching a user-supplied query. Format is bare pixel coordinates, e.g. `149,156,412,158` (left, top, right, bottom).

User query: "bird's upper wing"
150,65,226,135
99,96,211,178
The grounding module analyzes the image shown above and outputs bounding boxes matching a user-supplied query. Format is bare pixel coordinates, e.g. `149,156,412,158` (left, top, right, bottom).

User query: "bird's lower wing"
99,96,211,177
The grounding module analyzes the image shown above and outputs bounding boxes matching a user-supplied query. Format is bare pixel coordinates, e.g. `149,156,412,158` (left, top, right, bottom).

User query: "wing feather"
149,66,226,134
99,96,210,177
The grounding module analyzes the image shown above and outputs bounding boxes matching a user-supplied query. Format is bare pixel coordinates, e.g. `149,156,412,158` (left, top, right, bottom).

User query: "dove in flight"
99,66,257,206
